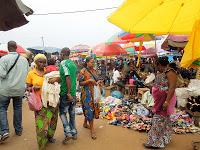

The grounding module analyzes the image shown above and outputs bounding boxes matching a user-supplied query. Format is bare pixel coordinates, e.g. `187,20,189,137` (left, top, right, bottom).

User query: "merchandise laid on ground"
99,95,200,134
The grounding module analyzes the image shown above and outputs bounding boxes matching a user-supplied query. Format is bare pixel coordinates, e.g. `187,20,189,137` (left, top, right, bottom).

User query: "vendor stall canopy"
0,0,33,31
27,46,61,54
108,0,200,34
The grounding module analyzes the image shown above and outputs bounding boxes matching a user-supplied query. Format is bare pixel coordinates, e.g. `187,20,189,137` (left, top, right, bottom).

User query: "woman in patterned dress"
26,54,58,150
144,57,177,149
79,57,99,140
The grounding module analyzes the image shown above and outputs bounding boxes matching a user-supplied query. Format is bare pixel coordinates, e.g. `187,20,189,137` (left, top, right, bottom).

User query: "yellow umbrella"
108,0,200,34
181,20,200,68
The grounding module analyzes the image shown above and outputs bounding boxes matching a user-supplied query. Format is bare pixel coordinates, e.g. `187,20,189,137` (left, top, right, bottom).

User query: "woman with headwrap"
79,56,101,140
26,54,58,150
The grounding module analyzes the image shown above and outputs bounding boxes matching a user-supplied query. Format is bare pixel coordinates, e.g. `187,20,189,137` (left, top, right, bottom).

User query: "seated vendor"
125,62,145,88
113,66,125,93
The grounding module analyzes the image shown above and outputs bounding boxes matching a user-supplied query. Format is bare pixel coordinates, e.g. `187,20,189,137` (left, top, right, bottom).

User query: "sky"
0,0,124,49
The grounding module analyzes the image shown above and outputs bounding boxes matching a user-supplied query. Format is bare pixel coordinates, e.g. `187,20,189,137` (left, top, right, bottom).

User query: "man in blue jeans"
0,41,29,142
59,47,77,144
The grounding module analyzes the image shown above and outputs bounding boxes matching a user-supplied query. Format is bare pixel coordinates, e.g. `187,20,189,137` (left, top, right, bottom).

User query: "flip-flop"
143,143,161,149
48,137,56,143
91,133,97,140
83,124,90,129
62,136,73,145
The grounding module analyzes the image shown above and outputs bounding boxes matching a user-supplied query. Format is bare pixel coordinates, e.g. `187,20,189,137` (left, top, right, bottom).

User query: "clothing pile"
140,91,154,107
41,71,60,108
100,96,200,134
176,88,190,107
187,79,200,96
171,110,200,134
176,79,200,108
100,97,153,132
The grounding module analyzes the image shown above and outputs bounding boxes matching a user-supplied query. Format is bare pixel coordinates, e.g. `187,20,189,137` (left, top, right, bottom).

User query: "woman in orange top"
26,54,58,150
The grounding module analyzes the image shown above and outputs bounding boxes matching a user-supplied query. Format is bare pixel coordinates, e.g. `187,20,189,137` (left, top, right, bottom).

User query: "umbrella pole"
155,36,157,52
136,41,143,67
106,56,107,75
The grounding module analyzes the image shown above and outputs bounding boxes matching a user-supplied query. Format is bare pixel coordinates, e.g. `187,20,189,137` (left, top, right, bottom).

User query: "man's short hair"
61,47,70,56
7,41,17,51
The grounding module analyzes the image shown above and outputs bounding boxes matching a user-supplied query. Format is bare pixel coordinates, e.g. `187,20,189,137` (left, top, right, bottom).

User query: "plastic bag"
93,86,101,119
28,88,42,111
111,91,124,99
94,85,101,103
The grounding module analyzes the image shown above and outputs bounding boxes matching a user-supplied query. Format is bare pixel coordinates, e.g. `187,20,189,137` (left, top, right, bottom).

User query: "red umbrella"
93,43,127,56
0,44,9,56
16,45,27,53
0,50,8,56
0,44,27,55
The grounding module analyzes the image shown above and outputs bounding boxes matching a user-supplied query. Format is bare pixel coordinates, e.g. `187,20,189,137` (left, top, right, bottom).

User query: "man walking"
59,47,77,144
0,41,29,142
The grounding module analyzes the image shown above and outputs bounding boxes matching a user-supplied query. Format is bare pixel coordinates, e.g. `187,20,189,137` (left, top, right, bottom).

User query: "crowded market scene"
0,0,200,150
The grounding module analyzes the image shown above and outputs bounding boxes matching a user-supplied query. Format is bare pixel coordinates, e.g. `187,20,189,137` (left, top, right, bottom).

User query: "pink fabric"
152,87,176,116
129,79,135,85
46,65,58,73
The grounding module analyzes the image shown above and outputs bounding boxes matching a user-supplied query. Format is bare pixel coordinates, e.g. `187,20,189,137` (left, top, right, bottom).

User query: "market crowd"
0,41,199,150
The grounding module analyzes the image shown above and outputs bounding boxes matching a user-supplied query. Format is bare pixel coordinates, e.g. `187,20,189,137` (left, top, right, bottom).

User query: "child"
46,58,58,73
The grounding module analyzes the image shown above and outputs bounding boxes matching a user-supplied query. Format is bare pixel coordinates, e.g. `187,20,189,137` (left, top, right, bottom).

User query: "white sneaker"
1,133,9,142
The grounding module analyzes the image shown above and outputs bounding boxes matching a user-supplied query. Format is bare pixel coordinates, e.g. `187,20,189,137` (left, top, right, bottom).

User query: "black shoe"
16,131,22,136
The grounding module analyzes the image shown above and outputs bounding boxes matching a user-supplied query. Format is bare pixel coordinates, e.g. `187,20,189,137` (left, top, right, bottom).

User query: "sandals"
91,132,97,140
83,124,90,129
48,137,56,143
62,136,73,145
143,143,161,149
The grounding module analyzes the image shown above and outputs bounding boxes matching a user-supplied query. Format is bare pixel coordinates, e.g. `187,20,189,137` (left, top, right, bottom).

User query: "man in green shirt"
59,47,77,144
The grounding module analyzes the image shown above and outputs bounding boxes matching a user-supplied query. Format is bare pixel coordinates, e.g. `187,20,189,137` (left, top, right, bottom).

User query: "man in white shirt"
0,41,29,142
113,66,121,84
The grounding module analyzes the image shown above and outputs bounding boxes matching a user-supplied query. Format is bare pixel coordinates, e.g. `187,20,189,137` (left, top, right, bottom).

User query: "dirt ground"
0,101,199,150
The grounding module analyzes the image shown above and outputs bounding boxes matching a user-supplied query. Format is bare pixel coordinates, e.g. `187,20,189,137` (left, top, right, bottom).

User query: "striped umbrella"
71,44,91,53
107,31,159,44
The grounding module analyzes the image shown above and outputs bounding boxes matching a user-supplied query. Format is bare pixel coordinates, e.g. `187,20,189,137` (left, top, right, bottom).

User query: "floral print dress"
145,68,177,148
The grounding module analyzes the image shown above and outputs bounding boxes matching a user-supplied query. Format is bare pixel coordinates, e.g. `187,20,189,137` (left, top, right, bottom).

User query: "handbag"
93,102,100,119
28,88,42,111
